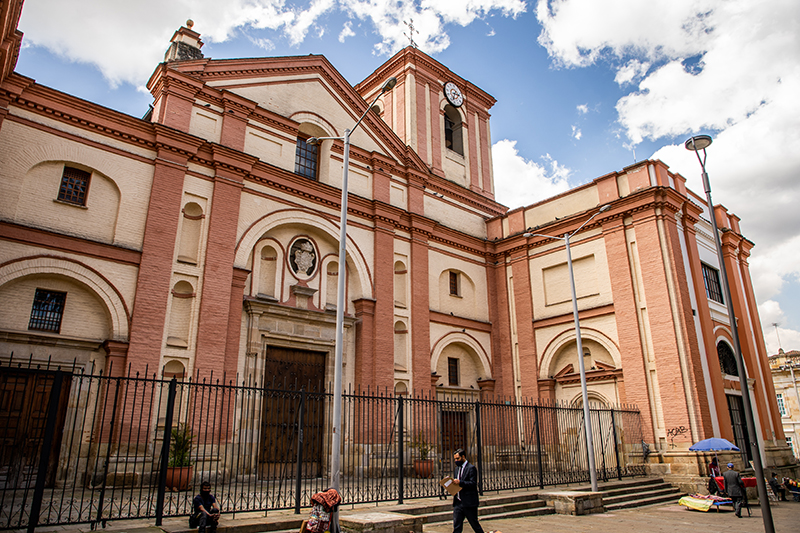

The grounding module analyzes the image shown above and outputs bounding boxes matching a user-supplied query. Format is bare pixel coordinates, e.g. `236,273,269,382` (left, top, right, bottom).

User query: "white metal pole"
697,158,773,533
329,128,350,532
565,233,598,492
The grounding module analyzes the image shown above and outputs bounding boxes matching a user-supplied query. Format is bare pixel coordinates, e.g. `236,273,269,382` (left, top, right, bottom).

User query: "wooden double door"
259,347,326,478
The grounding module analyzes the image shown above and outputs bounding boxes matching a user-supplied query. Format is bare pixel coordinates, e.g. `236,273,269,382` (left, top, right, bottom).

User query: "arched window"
717,341,739,376
394,320,408,371
444,105,463,155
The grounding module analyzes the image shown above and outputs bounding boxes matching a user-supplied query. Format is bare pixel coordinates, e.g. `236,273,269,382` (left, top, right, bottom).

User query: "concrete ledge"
537,490,604,515
340,511,426,533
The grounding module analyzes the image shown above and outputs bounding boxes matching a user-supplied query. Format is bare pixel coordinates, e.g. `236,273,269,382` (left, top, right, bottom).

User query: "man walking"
451,449,484,533
722,462,746,518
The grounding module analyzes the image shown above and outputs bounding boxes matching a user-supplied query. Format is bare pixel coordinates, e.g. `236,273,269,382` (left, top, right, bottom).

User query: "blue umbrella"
689,438,740,451
690,438,740,476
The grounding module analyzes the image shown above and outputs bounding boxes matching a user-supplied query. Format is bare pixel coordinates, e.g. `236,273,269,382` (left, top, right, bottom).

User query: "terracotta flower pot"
414,459,434,479
165,466,193,491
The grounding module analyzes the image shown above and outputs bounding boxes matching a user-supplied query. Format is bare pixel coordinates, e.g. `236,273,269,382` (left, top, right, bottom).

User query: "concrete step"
605,492,686,511
601,483,674,498
423,499,551,523
603,487,682,505
573,477,666,493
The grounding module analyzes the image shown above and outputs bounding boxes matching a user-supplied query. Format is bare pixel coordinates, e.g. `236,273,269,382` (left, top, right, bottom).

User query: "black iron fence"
0,357,646,530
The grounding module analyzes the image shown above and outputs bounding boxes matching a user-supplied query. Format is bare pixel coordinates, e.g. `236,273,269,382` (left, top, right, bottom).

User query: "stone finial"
164,21,204,62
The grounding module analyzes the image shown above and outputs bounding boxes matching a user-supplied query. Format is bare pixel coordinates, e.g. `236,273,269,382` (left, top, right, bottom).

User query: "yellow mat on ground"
678,496,715,512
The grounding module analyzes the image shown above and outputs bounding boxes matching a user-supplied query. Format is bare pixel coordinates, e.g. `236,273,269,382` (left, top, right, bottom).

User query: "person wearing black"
451,449,484,533
722,462,746,518
193,481,220,533
769,472,788,501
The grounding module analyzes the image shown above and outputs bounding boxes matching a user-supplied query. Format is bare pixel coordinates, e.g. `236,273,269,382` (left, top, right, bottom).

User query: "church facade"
0,1,794,474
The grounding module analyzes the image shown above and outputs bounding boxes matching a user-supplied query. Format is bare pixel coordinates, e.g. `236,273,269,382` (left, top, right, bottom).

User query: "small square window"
28,289,67,333
295,137,318,180
448,357,459,386
449,271,460,296
58,166,91,206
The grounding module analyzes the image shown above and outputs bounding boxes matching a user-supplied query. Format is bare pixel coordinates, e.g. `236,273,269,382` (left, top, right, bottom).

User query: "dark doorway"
259,347,326,478
726,394,752,463
0,369,71,488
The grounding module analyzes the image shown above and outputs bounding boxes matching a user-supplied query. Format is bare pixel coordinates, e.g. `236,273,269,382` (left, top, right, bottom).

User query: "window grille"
58,166,91,205
777,393,786,416
701,263,725,304
717,341,738,376
294,137,318,179
448,357,459,386
28,289,67,333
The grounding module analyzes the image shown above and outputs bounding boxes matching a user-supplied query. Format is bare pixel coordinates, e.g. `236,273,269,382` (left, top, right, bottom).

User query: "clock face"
444,82,463,107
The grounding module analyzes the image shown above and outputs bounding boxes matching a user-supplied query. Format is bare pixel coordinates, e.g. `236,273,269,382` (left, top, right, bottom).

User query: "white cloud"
571,125,581,140
339,21,355,42
576,104,587,114
758,301,800,355
614,59,650,85
492,139,571,208
17,0,525,87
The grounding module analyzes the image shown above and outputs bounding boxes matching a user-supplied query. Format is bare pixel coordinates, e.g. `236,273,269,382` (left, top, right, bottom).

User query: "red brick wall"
410,225,432,396
508,249,538,398
194,170,243,379
126,154,189,373
602,217,655,441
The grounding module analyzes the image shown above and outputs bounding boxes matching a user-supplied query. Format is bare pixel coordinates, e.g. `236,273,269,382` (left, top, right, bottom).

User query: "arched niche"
431,333,491,388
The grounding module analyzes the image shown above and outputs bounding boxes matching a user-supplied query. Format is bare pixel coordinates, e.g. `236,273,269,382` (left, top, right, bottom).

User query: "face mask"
202,488,210,494
455,460,464,467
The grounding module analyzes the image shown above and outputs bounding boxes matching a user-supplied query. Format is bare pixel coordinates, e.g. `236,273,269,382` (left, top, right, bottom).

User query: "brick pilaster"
410,219,433,396
126,150,191,374
373,218,396,392
508,248,538,399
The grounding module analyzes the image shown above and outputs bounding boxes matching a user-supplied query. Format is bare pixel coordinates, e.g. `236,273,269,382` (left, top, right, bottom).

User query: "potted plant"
410,431,435,478
166,423,194,491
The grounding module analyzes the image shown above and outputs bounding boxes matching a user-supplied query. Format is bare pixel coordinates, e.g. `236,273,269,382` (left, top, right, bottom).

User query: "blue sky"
14,0,800,353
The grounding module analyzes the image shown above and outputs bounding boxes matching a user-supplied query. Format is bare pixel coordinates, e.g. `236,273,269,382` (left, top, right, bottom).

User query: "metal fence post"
597,409,608,482
611,409,622,480
397,394,404,505
475,400,483,496
155,378,177,526
27,370,65,533
534,404,544,489
295,389,305,514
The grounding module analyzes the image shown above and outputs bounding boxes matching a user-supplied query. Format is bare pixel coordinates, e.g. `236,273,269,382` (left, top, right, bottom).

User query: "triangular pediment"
165,55,424,173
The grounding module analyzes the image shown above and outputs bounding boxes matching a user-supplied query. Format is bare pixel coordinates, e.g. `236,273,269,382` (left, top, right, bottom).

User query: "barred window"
28,289,67,333
717,341,738,376
58,166,91,206
449,271,460,296
777,393,787,416
448,357,459,386
294,137,318,180
701,263,724,304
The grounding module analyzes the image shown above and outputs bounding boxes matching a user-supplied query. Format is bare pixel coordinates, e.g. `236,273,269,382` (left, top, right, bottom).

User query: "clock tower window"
444,105,463,156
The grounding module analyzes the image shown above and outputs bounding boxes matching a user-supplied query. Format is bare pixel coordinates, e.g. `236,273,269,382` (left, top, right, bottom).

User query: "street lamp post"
524,204,609,493
306,76,396,532
685,134,774,533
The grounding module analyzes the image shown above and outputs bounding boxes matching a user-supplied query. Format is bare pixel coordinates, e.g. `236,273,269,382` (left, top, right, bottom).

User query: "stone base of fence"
537,490,604,515
340,511,425,533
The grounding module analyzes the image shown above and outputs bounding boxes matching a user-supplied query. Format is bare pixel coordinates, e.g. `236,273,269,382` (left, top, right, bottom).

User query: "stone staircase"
392,492,554,524
576,478,684,511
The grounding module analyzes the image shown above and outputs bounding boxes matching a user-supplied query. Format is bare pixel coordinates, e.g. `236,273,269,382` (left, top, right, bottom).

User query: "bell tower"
356,47,497,200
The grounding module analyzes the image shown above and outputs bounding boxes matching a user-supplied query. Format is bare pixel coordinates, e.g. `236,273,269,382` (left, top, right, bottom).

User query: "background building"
0,0,795,484
769,349,800,458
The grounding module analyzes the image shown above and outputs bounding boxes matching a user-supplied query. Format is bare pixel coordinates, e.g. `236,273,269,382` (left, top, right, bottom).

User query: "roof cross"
404,19,419,48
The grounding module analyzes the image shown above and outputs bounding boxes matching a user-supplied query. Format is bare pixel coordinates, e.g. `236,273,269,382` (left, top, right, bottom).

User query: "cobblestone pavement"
423,501,800,533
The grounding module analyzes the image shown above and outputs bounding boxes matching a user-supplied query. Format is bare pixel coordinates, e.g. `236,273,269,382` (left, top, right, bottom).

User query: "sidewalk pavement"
23,492,800,533
423,500,800,533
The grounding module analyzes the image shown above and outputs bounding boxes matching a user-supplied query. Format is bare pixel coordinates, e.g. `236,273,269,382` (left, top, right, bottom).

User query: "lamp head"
684,135,712,152
599,204,611,213
306,137,319,146
381,77,397,93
